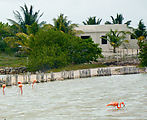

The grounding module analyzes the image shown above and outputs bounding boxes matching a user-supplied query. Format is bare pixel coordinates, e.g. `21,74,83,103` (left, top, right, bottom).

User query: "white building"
75,24,138,53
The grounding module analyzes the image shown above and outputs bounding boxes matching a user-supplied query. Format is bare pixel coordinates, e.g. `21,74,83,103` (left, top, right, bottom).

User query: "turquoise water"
0,74,147,120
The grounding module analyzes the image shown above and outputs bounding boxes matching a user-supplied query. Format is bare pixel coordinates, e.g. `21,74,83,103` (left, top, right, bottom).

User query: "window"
81,36,90,39
101,36,107,44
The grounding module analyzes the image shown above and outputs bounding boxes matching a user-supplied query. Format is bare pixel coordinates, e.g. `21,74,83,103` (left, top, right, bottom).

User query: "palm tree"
83,16,102,25
101,29,127,53
105,13,131,26
7,4,45,34
131,19,147,48
133,20,146,39
53,13,77,35
139,40,147,66
3,23,38,53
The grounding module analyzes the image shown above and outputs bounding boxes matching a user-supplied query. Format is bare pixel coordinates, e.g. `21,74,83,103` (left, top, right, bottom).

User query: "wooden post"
27,72,31,83
23,73,26,84
41,72,44,82
50,72,54,81
15,74,18,85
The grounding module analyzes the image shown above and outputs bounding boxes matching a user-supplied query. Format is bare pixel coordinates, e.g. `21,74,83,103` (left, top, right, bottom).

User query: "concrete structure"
0,66,146,86
75,24,138,53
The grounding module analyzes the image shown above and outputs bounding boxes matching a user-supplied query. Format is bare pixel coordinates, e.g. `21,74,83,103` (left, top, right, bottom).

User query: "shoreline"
0,66,147,86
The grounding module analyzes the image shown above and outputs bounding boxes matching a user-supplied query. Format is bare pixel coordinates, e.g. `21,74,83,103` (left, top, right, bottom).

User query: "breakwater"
0,67,27,74
0,66,146,86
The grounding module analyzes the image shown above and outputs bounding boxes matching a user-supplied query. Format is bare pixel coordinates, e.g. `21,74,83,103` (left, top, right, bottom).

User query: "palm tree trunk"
113,47,116,53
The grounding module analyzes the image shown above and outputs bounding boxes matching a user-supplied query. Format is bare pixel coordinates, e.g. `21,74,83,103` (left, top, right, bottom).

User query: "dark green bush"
0,39,7,52
28,29,102,71
139,41,147,66
0,39,18,55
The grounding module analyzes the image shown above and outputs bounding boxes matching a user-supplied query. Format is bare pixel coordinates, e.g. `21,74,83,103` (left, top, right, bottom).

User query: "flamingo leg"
3,88,5,95
20,88,23,95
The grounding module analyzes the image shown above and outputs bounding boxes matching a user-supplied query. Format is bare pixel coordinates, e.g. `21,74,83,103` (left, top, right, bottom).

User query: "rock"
0,67,27,75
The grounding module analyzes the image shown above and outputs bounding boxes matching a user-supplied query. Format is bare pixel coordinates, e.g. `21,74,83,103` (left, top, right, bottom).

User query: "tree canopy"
130,19,147,49
83,16,102,25
139,41,147,67
101,29,127,53
28,29,102,71
0,22,18,53
105,13,131,26
133,20,146,39
53,13,77,35
7,4,45,34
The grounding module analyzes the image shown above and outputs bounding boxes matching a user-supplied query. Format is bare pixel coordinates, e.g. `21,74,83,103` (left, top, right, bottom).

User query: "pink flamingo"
2,84,6,95
18,84,23,95
32,80,37,88
106,102,125,109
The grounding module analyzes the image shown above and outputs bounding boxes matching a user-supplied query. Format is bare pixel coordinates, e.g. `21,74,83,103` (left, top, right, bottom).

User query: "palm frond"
125,20,131,26
83,16,102,25
13,11,23,24
105,21,111,24
8,4,44,33
30,5,33,16
97,18,102,24
39,21,46,27
111,16,116,24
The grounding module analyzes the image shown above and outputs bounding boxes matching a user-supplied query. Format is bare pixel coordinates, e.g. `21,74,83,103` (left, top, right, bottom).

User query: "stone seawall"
0,67,27,74
0,66,146,86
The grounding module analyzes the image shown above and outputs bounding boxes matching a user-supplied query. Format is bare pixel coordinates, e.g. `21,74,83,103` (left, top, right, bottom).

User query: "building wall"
75,24,138,52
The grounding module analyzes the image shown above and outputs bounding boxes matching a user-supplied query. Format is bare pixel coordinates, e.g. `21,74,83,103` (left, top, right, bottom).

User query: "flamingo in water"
2,84,6,95
32,80,37,88
106,102,125,109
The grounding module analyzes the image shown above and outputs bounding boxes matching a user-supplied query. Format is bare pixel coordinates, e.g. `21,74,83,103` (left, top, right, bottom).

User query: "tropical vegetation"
130,19,147,49
53,13,77,35
139,40,147,67
101,29,127,53
83,16,102,25
0,4,147,71
28,29,102,71
2,4,46,57
105,13,131,26
7,4,45,34
0,22,18,54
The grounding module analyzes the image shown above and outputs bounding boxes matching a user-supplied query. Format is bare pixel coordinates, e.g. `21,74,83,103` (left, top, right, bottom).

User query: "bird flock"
1,80,37,95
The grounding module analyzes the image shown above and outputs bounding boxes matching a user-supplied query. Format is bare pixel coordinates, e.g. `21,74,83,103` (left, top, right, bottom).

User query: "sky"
0,0,147,28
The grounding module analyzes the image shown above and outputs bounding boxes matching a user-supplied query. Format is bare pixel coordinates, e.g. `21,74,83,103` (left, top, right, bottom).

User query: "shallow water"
0,74,147,120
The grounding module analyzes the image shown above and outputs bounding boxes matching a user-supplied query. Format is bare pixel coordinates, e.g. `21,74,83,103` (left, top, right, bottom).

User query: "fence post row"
61,71,74,79
79,69,91,78
6,75,12,86
97,68,111,76
40,72,45,82
50,72,55,81
120,67,139,74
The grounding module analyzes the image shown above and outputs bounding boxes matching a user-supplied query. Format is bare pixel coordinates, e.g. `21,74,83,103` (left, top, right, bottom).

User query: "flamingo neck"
117,102,124,109
117,103,121,109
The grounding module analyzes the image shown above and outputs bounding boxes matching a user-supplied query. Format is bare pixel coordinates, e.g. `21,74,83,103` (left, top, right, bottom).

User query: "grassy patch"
0,54,27,67
47,63,107,73
0,53,107,72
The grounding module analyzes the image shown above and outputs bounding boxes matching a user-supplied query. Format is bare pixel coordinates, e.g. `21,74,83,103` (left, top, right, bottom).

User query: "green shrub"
0,39,7,52
0,39,18,55
66,37,102,64
139,41,147,66
28,29,102,71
